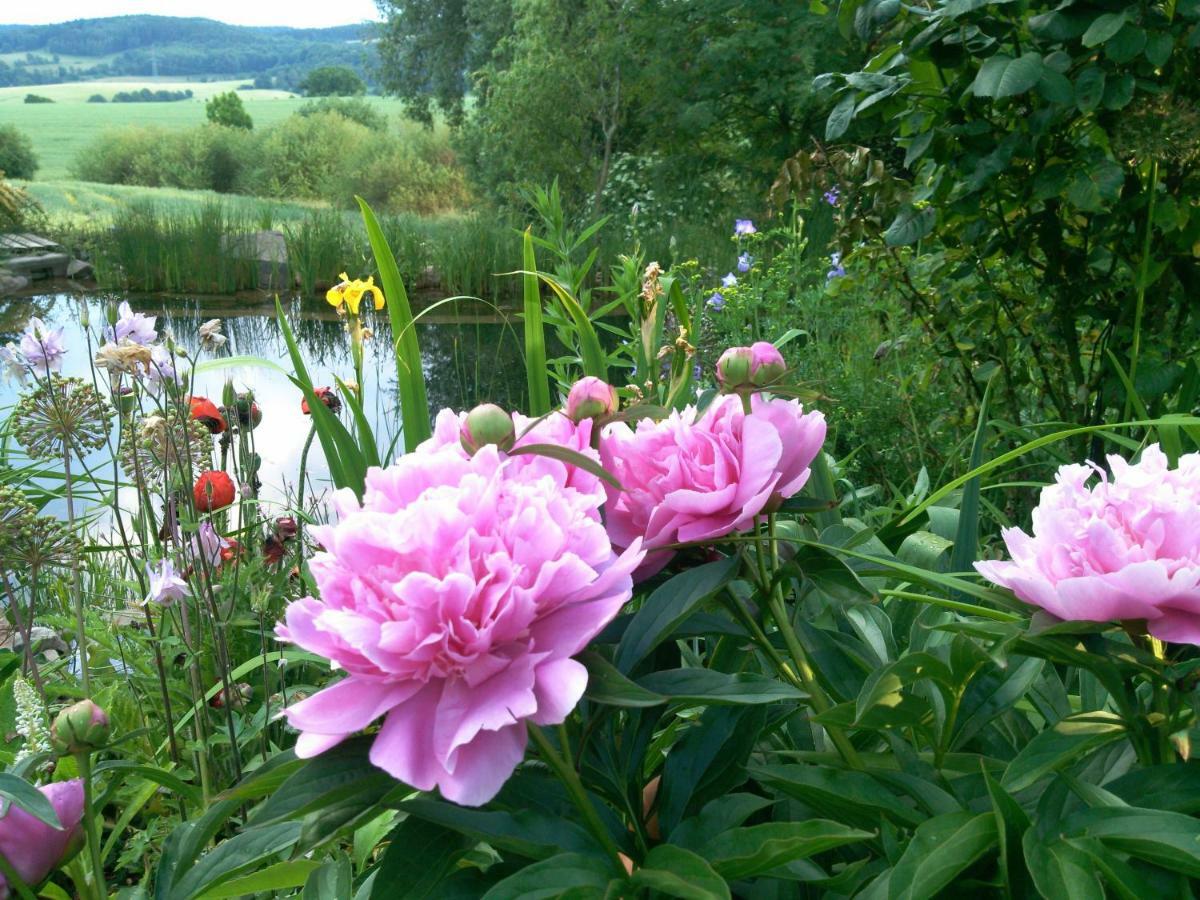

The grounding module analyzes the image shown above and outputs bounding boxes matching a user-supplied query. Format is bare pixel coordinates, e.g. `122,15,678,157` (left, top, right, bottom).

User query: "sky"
1,0,382,28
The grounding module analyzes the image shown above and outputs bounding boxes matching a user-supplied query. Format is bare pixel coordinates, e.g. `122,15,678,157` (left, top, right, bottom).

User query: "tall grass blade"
357,197,431,452
950,375,993,596
275,297,364,496
529,271,607,380
522,228,552,415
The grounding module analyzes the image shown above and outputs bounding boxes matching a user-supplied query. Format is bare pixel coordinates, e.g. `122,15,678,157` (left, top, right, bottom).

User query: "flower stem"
75,751,107,899
527,724,626,876
62,447,91,697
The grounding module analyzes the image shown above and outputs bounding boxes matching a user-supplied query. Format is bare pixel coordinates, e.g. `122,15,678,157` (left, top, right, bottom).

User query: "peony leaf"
702,821,874,880
0,773,61,829
508,443,624,491
614,557,741,674
630,844,730,900
480,852,615,900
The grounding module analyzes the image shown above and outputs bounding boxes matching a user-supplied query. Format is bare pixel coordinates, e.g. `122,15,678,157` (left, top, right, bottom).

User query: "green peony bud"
50,699,110,756
459,403,516,455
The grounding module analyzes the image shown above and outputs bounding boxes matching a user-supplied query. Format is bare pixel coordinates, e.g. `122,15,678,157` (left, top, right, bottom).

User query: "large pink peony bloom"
601,394,826,578
0,779,85,899
277,444,643,806
976,444,1200,643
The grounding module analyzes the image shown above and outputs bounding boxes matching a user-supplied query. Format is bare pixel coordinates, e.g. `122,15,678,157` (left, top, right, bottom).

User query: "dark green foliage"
298,65,366,97
376,0,860,212
205,91,253,130
86,92,107,102
111,87,193,102
819,0,1200,434
22,92,52,103
0,123,39,179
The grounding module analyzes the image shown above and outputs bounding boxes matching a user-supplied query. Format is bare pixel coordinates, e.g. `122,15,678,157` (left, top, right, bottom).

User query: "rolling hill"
0,16,376,89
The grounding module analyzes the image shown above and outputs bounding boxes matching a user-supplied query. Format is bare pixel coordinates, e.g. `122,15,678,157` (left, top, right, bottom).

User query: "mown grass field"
0,80,409,179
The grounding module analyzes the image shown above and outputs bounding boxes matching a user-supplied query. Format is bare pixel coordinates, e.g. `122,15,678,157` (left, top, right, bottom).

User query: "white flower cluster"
12,674,52,769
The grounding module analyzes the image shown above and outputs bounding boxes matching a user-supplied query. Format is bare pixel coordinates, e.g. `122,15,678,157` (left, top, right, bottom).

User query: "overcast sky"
2,0,382,28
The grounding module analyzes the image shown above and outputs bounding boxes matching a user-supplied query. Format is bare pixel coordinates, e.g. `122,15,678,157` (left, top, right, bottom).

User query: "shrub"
72,124,253,193
205,91,253,130
23,93,53,103
111,88,193,103
298,65,366,97
0,124,39,179
296,97,386,131
249,110,369,199
87,93,108,103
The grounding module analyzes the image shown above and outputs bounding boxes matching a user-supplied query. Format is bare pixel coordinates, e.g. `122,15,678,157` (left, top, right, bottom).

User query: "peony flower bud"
194,470,236,512
566,377,618,423
717,343,786,392
459,403,515,455
749,341,787,387
715,346,754,391
0,780,85,895
50,700,109,755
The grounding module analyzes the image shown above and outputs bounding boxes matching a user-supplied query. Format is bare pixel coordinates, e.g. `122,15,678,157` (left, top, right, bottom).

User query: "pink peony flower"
976,444,1200,643
276,444,643,806
420,407,601,499
601,394,826,578
0,779,85,898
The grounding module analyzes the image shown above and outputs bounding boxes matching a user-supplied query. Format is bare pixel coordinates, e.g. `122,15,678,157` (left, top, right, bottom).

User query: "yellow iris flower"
326,273,385,316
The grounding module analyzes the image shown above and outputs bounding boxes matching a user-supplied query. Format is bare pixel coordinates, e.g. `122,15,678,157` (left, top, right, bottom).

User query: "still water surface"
1,290,530,511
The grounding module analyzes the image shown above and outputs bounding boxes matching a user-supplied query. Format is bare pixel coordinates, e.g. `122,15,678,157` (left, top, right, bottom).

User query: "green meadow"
0,80,408,179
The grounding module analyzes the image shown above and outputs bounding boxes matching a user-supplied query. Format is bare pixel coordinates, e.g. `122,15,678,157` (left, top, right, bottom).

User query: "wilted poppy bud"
189,396,227,434
748,341,787,387
229,393,261,430
566,377,618,423
301,386,342,415
209,682,252,710
275,516,298,541
193,470,236,512
51,700,110,755
460,403,515,455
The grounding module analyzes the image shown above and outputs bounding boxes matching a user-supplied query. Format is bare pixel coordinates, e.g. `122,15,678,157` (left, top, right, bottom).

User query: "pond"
0,289,532,514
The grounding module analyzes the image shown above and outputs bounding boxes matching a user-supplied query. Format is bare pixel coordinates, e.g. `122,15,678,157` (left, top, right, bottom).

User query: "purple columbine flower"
145,559,189,606
107,301,158,345
826,252,846,280
192,521,230,568
733,219,756,236
144,344,181,395
721,272,738,288
19,317,66,378
737,252,754,273
707,292,725,311
823,185,841,206
693,363,703,380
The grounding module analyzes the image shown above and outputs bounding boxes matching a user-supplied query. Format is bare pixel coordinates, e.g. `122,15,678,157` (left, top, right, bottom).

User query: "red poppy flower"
189,396,227,434
301,387,342,415
193,470,236,512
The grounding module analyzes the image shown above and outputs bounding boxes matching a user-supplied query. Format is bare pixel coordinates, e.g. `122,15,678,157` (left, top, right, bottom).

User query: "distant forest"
0,16,376,89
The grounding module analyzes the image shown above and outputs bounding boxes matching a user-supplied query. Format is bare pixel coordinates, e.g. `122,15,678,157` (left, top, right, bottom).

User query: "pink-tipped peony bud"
50,700,110,755
715,346,754,391
566,377,618,423
0,779,85,895
717,343,787,392
459,403,515,455
749,341,787,387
